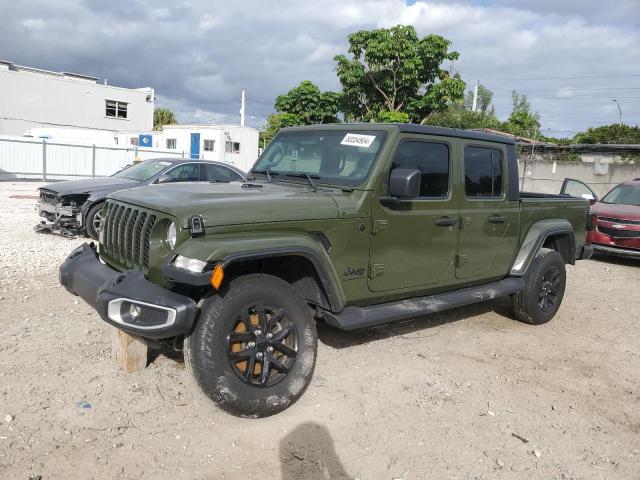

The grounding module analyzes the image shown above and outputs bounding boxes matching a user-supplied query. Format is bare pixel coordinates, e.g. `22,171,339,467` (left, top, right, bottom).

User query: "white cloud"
198,13,220,32
20,18,46,30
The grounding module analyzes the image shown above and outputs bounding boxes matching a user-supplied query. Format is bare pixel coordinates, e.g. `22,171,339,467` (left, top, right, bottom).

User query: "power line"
491,87,640,93
490,95,640,100
481,73,640,81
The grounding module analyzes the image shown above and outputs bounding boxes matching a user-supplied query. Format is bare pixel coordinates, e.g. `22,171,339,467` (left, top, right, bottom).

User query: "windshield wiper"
253,168,278,183
286,173,320,191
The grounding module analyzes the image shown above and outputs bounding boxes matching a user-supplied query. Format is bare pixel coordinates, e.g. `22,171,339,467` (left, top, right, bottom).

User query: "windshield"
601,184,640,206
112,159,175,181
253,130,387,187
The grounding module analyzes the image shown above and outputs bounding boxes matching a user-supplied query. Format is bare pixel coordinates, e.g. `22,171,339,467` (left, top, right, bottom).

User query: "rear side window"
464,146,503,198
204,164,232,182
391,141,449,198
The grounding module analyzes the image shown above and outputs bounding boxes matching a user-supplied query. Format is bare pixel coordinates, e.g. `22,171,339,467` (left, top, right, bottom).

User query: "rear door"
368,134,460,292
456,143,520,280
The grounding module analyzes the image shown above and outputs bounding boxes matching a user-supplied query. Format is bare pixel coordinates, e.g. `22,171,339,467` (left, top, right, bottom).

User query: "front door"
456,143,520,280
368,135,459,292
560,178,598,202
190,133,201,159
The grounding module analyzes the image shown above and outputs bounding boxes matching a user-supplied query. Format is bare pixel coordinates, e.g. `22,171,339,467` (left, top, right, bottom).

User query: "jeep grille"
100,200,161,270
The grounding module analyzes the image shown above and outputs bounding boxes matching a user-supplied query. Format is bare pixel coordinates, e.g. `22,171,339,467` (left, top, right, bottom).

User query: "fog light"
129,303,142,319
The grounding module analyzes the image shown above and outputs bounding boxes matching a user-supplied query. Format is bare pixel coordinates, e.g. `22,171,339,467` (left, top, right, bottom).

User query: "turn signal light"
210,264,225,290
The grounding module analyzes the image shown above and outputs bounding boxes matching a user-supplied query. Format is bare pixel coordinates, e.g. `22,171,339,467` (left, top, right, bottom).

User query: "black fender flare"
219,247,346,313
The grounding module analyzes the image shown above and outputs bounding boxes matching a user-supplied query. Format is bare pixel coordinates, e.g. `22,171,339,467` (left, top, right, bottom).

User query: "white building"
0,60,154,136
116,124,260,173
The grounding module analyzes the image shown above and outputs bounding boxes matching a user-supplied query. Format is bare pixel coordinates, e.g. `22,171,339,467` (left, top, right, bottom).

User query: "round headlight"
166,221,177,250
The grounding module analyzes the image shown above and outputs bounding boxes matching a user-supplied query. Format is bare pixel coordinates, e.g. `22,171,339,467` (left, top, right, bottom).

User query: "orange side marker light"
210,264,225,290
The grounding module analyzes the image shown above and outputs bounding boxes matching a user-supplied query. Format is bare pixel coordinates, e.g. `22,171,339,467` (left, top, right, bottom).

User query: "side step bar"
322,277,525,330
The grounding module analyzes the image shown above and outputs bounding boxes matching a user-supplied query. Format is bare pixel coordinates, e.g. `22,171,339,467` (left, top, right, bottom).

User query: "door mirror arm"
388,168,421,199
156,174,173,184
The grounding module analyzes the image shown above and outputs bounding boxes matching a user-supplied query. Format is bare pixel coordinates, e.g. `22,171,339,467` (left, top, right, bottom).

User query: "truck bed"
519,193,590,259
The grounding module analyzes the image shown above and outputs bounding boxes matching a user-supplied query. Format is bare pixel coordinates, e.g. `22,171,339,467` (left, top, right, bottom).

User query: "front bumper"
59,243,198,339
37,201,82,228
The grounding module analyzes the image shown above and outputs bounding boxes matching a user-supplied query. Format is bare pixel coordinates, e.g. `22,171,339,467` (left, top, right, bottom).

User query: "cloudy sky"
2,0,639,137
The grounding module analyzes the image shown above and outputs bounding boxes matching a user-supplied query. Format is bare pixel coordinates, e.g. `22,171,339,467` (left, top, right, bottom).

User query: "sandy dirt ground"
0,181,639,480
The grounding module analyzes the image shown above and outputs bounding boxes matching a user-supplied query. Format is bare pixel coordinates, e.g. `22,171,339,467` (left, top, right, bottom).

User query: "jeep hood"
109,181,340,226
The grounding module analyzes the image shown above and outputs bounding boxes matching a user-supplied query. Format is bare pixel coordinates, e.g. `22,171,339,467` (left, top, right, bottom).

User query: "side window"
464,146,503,198
391,141,449,198
204,164,233,182
165,163,201,182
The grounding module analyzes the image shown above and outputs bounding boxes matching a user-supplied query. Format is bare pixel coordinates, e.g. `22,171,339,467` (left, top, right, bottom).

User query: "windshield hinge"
369,263,385,279
372,220,388,235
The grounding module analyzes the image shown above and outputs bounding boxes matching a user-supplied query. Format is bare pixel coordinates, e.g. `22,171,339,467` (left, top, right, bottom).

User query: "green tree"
501,91,540,138
153,108,177,130
574,124,640,144
424,105,501,130
274,80,340,125
259,112,304,147
573,124,640,162
464,84,494,114
376,110,410,123
334,25,465,123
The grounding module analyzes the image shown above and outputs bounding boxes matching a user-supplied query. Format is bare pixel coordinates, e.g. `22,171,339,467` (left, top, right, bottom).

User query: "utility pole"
471,80,479,112
612,99,622,126
240,89,246,127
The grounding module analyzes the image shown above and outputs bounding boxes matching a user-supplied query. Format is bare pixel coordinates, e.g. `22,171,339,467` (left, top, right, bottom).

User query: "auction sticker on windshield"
341,133,376,148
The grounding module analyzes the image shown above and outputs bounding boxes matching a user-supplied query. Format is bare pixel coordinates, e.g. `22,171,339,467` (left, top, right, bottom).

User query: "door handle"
488,215,506,224
435,216,458,227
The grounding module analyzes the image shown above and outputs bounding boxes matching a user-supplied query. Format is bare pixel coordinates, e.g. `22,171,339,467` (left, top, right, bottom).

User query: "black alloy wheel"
227,302,298,387
538,266,561,311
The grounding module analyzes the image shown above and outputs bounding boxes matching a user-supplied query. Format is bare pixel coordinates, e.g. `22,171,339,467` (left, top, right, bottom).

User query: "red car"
562,178,640,259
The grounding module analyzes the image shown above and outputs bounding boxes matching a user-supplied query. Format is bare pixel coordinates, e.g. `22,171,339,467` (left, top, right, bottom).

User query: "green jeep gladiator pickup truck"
60,123,593,417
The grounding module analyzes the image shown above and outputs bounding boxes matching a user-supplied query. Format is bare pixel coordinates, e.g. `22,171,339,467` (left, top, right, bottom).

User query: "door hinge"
455,254,469,267
369,263,385,278
372,219,388,235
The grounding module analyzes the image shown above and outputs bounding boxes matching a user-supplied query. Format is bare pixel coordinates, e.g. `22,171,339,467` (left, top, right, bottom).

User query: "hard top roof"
281,123,516,145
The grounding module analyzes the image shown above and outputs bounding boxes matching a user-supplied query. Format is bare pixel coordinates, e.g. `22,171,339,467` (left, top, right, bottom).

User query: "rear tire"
184,274,317,418
85,202,104,240
512,248,566,325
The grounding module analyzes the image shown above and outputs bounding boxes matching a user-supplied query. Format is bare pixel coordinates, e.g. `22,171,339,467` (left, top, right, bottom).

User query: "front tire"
85,202,104,240
184,274,317,417
512,248,566,325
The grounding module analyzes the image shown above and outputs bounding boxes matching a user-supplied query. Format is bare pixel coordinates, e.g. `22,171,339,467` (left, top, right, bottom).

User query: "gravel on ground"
1,182,639,480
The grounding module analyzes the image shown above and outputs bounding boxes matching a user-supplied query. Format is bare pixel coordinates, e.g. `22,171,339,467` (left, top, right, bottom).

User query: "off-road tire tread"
512,248,566,325
184,274,317,418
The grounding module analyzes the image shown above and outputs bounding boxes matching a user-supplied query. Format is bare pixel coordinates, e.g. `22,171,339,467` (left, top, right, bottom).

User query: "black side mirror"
389,169,421,198
156,174,173,184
